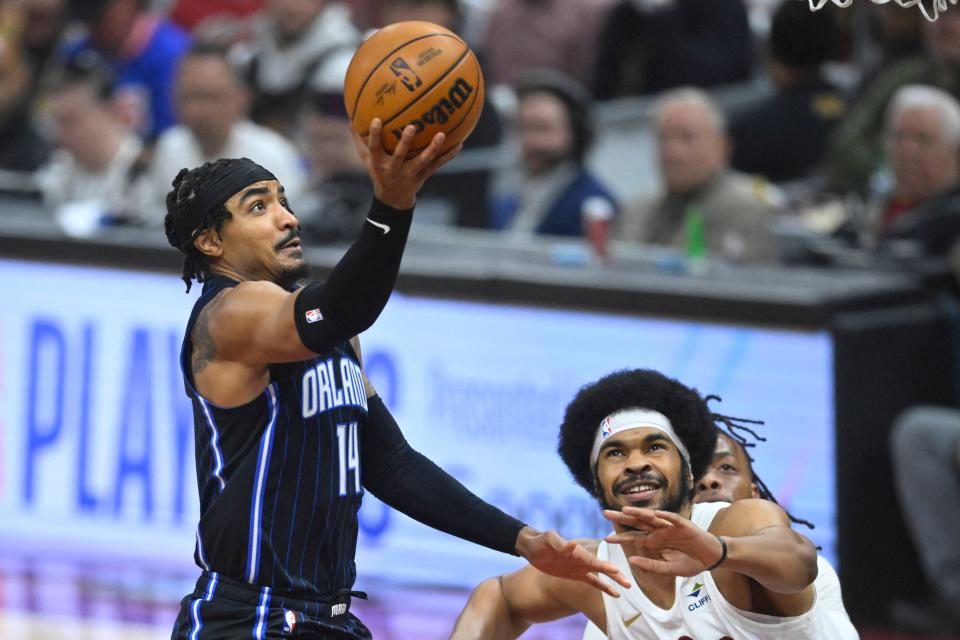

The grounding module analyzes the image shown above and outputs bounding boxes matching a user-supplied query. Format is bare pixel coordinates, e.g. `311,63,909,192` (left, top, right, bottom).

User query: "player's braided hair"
164,159,238,292
705,395,815,530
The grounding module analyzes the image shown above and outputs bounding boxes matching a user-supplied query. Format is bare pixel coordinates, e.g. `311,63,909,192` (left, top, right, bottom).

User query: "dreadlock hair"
164,159,240,292
558,369,717,500
706,395,816,530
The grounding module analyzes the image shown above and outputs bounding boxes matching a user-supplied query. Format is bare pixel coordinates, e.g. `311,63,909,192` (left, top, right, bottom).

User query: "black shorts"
170,571,372,640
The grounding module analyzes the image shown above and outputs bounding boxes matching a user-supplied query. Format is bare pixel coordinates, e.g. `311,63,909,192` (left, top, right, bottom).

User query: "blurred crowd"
0,0,959,283
2,0,960,633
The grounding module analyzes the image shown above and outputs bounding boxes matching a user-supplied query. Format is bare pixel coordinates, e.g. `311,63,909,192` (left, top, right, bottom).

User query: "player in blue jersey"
163,121,629,639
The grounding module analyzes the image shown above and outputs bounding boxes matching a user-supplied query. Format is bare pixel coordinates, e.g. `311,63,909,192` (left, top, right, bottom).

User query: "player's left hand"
515,527,631,596
603,507,725,578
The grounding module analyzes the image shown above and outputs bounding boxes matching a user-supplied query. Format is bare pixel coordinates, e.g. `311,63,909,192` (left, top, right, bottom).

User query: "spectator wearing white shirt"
232,0,361,135
37,67,145,231
143,42,306,225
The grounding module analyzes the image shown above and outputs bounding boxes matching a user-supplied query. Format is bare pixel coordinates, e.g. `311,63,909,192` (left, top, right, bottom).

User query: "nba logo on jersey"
305,308,323,324
284,609,297,632
601,417,613,439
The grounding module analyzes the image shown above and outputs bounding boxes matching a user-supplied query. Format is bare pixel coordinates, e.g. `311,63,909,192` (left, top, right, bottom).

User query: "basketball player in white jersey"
580,428,859,638
450,369,859,639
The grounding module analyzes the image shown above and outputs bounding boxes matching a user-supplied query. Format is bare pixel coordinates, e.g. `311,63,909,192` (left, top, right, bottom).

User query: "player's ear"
750,482,760,499
194,228,224,259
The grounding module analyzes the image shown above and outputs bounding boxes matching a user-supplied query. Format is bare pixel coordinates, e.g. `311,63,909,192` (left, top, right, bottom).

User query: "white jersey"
595,502,859,639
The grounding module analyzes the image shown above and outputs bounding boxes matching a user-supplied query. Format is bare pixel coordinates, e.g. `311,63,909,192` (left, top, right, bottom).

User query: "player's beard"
598,467,692,519
278,261,310,288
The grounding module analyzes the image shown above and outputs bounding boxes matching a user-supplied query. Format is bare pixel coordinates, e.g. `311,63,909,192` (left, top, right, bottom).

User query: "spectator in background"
616,88,781,263
169,0,263,45
142,43,305,225
872,85,960,257
729,0,846,184
856,3,924,95
231,0,360,136
890,406,960,633
491,71,619,245
64,0,190,140
826,8,960,193
592,0,752,101
0,0,51,172
381,0,504,229
19,0,69,95
295,91,371,243
36,67,144,228
481,0,613,89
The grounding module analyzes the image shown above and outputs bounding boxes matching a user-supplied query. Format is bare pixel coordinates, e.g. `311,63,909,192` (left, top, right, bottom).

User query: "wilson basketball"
344,21,484,157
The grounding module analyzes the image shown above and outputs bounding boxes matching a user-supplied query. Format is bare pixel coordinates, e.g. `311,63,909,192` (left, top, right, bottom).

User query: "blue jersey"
181,276,367,599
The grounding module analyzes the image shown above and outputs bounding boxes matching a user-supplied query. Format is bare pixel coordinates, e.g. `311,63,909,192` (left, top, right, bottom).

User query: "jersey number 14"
337,422,361,496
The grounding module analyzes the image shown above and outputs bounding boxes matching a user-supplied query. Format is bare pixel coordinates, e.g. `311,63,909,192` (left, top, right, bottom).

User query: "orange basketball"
344,21,484,158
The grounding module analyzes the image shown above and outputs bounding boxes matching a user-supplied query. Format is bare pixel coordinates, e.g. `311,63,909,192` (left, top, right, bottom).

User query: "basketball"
344,21,485,157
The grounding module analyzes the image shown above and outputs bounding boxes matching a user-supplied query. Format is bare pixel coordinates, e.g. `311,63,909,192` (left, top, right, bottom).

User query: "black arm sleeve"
360,395,526,556
294,197,413,354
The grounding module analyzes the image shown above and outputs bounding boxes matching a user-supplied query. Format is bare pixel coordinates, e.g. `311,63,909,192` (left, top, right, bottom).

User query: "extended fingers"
367,118,385,155
628,555,673,575
653,510,690,527
605,531,651,545
592,559,632,589
581,572,621,598
415,142,461,181
409,131,447,170
603,509,671,529
389,124,417,167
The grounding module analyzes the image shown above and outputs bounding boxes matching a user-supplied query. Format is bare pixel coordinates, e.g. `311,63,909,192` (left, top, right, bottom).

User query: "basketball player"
164,123,628,639
693,430,857,634
451,369,858,639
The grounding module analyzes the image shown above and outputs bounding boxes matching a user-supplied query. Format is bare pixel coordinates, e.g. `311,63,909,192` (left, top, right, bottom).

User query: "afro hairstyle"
558,369,717,496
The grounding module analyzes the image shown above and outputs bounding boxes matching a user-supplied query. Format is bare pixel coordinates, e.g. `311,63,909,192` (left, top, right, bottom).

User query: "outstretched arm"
207,123,461,366
350,336,627,592
451,562,603,639
605,499,816,613
358,392,628,592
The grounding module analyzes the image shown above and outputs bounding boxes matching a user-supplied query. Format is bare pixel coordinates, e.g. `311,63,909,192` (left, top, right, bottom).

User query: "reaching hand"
515,527,631,597
352,119,462,210
603,507,725,578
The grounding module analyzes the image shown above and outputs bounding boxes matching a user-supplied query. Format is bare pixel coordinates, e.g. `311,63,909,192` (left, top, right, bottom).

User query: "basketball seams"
375,47,471,133
400,54,483,157
347,32,467,124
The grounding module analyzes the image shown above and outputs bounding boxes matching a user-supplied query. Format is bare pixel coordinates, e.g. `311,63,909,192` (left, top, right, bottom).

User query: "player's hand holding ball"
344,21,484,209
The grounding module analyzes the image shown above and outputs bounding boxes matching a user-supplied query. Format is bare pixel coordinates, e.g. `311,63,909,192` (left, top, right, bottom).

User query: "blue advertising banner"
0,259,835,588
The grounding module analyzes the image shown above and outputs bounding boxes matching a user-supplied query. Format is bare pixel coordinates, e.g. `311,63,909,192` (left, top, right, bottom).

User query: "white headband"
589,408,691,470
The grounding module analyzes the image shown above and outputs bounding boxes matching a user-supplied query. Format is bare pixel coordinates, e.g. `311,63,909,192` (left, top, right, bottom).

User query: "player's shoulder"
709,498,789,536
208,279,290,319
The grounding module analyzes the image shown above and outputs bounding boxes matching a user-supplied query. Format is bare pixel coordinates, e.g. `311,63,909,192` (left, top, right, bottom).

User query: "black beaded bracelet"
706,535,728,571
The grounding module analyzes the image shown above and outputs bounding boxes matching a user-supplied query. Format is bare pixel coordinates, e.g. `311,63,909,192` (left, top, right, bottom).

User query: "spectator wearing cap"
230,0,360,137
729,0,846,184
591,0,752,100
872,84,960,258
62,0,190,139
140,43,305,225
616,88,781,263
490,71,619,244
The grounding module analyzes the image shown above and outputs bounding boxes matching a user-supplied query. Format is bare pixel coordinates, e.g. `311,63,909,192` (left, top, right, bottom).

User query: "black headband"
190,158,277,221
